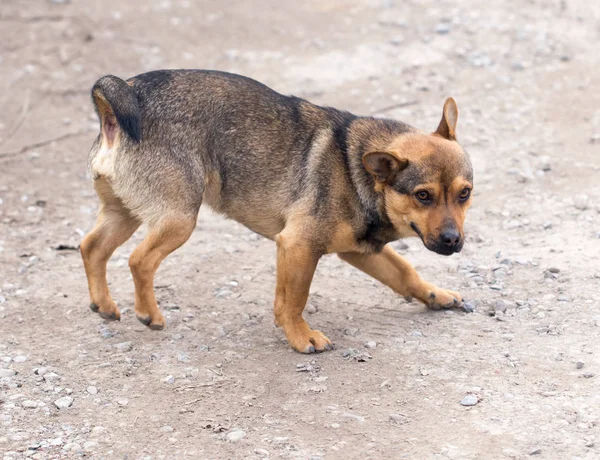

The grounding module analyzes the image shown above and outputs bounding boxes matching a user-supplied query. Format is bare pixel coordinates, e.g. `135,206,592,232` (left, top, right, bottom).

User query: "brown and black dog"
80,70,473,353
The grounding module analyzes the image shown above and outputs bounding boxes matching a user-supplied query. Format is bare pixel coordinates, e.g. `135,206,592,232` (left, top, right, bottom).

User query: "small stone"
83,441,98,452
54,396,73,410
87,386,98,395
22,400,38,409
160,425,174,432
389,414,409,424
63,443,81,452
576,361,585,370
557,295,570,302
462,301,476,313
114,341,133,352
163,375,175,384
341,412,365,422
254,449,270,457
116,398,129,406
535,155,552,171
410,330,423,337
13,355,27,363
0,369,16,378
434,22,450,34
547,267,560,274
344,327,359,337
494,300,507,313
529,448,542,455
43,372,60,382
573,194,589,210
583,372,595,379
226,429,246,442
306,304,317,314
460,394,478,406
216,326,226,337
365,341,377,349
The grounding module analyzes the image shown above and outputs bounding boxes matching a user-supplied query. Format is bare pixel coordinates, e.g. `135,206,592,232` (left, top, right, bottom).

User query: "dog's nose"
441,229,461,248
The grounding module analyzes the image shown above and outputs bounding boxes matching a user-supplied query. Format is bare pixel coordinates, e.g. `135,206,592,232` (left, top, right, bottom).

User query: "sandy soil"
1,0,600,459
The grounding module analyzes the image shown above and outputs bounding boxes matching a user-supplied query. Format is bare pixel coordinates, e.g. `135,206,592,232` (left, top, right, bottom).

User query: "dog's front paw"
282,319,333,354
425,287,463,310
90,302,121,321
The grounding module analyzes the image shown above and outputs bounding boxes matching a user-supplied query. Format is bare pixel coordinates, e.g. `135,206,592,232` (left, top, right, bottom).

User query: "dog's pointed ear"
362,151,408,184
434,97,458,140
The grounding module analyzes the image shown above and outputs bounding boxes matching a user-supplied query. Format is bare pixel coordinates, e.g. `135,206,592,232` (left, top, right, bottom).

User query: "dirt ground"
1,0,600,459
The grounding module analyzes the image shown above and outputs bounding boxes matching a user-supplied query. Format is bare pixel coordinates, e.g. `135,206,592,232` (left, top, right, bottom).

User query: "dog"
80,69,473,354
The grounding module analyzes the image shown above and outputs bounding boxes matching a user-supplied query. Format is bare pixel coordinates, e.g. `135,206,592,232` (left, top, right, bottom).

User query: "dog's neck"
339,116,415,252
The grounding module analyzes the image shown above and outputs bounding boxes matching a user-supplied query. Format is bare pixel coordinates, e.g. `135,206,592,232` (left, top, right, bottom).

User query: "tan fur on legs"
338,244,463,310
80,179,141,321
273,231,332,353
129,217,196,330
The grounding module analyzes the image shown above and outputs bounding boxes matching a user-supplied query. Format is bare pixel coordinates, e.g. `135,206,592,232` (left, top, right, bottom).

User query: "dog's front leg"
338,244,463,310
273,232,333,353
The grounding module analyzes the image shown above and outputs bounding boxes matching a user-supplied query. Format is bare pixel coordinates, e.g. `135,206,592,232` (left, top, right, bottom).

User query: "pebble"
462,301,476,313
389,414,409,424
573,194,589,210
576,361,585,369
365,341,377,349
43,372,60,382
494,300,507,313
341,412,365,422
83,441,98,452
254,449,270,457
163,375,175,384
434,22,450,34
116,398,129,406
547,267,560,274
160,425,174,432
306,303,317,314
582,372,595,379
22,400,38,409
54,396,73,410
529,447,542,455
226,429,246,442
0,369,16,378
114,341,134,352
13,355,27,363
460,394,478,406
87,386,98,395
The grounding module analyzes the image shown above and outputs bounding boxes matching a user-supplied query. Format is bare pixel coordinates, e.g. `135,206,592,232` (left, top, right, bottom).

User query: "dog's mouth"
410,222,463,256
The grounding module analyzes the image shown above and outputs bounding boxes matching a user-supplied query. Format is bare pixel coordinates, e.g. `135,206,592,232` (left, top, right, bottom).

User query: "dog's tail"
91,75,141,144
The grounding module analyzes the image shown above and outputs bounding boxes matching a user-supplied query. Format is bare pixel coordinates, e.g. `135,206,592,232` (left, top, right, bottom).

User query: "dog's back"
91,70,358,236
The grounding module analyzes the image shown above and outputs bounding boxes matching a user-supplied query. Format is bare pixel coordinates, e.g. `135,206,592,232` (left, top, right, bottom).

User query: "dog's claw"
98,310,120,321
136,314,165,330
89,302,99,312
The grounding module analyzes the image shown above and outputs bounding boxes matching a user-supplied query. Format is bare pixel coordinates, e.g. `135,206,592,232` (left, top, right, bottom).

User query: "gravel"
226,429,246,442
460,394,478,406
54,396,73,410
87,385,98,395
0,369,16,378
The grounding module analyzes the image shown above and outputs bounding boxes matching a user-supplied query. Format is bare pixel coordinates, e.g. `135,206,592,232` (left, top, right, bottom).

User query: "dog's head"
363,98,473,256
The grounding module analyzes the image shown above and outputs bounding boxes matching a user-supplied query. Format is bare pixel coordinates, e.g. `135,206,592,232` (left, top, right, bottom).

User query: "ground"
1,0,599,459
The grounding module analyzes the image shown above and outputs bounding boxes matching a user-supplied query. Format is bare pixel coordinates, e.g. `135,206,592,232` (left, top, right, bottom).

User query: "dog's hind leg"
128,215,197,330
80,178,141,321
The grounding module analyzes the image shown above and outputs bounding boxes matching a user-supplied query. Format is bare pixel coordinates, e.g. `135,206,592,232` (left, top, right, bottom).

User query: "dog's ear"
362,151,409,184
434,97,458,140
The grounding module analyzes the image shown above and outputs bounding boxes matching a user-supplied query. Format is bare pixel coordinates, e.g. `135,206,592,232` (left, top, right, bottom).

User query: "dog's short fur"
81,70,473,353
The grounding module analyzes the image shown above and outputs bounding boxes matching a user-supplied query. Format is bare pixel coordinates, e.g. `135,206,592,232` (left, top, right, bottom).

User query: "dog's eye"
459,188,471,201
415,190,430,202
